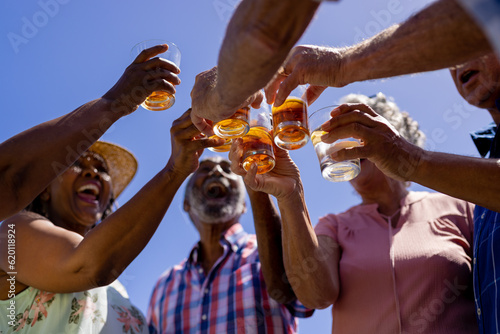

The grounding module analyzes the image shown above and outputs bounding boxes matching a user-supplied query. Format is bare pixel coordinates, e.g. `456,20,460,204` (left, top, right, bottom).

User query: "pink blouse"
314,191,478,334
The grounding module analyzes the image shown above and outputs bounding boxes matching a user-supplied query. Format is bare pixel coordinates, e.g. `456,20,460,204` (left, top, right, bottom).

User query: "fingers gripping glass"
309,106,362,182
131,39,181,111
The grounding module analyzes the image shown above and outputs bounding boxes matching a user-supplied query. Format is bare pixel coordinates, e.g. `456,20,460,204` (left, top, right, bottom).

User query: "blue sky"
0,0,493,331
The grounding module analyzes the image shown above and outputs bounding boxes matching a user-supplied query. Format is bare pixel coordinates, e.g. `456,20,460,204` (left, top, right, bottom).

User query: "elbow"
299,291,338,310
84,263,122,289
292,281,339,309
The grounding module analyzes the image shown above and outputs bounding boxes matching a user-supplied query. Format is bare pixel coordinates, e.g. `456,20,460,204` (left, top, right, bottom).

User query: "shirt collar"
470,122,497,158
470,99,500,158
188,223,247,264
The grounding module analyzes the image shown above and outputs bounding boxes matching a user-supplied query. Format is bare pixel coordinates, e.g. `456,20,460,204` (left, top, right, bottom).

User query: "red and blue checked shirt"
147,223,313,334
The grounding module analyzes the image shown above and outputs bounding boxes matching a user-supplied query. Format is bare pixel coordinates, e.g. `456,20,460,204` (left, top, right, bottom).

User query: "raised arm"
229,143,340,309
0,109,219,295
246,186,296,304
190,0,320,132
0,45,180,221
266,0,492,106
322,103,500,212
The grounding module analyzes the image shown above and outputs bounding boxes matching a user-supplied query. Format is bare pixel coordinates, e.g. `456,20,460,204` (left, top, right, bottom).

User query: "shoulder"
410,191,473,213
152,259,188,289
0,211,53,239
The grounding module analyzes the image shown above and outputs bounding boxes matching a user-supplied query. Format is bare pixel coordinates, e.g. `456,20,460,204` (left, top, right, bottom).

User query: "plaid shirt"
147,224,313,334
471,120,500,334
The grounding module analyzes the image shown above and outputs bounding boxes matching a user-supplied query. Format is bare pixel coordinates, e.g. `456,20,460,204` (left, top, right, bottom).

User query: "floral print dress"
0,280,147,334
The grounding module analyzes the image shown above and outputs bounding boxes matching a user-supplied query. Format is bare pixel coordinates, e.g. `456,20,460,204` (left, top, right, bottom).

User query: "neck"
487,107,500,126
358,180,408,217
197,220,236,273
49,213,93,237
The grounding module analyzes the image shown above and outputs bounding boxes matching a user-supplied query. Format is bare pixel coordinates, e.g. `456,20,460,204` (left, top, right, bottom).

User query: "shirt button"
477,308,481,316
482,213,486,219
204,288,209,294
198,268,203,274
202,314,207,321
232,245,238,252
473,258,476,265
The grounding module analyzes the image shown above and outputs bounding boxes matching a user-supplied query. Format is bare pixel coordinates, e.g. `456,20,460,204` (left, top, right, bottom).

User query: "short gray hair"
340,92,426,148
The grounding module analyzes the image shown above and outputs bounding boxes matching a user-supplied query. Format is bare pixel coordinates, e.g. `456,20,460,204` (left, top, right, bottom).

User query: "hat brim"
88,141,137,198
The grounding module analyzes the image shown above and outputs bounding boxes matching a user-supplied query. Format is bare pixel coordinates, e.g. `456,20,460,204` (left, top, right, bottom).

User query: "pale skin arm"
190,0,320,133
0,109,219,295
266,0,492,106
0,45,180,221
229,142,340,308
246,185,296,304
323,103,500,212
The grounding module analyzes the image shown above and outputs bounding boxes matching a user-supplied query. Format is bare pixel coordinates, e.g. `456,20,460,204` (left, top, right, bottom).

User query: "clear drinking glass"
309,106,362,182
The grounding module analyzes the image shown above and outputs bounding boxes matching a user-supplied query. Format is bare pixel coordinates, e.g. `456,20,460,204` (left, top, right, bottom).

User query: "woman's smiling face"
46,151,113,235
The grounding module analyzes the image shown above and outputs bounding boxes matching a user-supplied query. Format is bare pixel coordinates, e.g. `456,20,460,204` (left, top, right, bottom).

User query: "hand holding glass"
131,40,181,111
309,106,362,182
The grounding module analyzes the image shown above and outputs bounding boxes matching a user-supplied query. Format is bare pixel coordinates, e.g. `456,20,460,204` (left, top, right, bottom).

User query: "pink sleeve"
314,214,339,243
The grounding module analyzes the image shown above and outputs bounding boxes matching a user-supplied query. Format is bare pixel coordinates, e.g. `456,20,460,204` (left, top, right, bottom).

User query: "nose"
82,166,99,179
209,164,224,177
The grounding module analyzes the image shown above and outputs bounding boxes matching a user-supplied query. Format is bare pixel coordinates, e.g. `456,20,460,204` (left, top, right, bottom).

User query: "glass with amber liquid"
131,40,181,111
208,135,233,153
272,96,310,150
309,106,362,182
241,104,275,174
213,107,250,139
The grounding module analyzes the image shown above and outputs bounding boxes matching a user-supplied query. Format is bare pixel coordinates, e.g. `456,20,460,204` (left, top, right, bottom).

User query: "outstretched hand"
264,45,347,107
166,108,225,179
190,66,264,134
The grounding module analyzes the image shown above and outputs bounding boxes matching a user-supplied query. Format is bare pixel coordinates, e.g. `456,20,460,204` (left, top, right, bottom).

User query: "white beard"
187,181,246,224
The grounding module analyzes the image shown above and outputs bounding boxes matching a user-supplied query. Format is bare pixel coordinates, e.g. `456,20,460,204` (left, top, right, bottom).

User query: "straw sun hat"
87,141,138,198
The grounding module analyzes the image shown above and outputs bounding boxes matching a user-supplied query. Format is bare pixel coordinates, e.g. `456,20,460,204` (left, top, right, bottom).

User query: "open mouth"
77,183,101,202
202,179,229,199
460,69,478,84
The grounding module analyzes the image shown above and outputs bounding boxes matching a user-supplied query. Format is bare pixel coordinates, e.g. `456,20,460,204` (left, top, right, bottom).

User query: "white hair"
340,92,426,148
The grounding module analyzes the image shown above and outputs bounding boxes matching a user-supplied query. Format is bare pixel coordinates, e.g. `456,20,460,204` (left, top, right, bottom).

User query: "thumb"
306,85,327,105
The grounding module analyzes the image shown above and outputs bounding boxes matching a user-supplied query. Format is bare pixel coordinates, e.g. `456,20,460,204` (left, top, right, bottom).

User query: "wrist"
164,160,193,183
405,146,426,183
276,178,304,204
100,93,138,118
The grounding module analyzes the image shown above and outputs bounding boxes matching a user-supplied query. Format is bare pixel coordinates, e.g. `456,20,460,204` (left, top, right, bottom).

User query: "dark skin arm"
0,109,218,297
230,143,339,308
0,45,180,221
246,186,296,304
